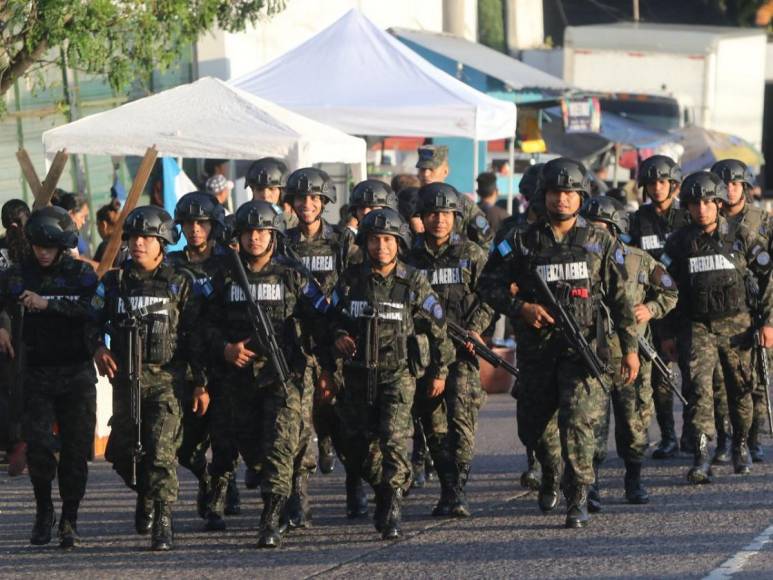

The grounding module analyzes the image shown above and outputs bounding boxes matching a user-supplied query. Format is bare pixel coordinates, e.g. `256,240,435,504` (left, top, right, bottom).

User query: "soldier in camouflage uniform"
281,168,352,527
712,159,772,464
416,145,493,250
328,208,454,540
246,157,298,229
628,155,690,459
168,192,241,531
582,197,678,510
0,207,97,549
407,183,493,518
93,206,206,551
479,158,640,528
203,200,329,549
661,172,773,484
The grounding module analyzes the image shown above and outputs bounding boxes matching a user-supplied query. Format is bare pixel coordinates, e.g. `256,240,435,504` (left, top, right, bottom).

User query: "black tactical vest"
286,221,344,294
10,257,95,366
682,222,747,320
634,203,689,260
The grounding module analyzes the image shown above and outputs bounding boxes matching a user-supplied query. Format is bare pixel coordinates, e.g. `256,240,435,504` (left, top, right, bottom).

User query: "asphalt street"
1,393,772,579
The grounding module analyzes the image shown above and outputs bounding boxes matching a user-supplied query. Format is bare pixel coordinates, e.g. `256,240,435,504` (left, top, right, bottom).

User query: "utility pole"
633,0,640,22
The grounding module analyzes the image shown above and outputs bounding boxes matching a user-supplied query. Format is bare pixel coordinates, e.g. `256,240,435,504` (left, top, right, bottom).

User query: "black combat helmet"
233,200,286,236
519,163,545,200
541,158,591,196
417,182,463,214
174,191,226,239
122,205,180,245
349,180,398,211
355,207,412,250
286,168,336,204
679,171,729,205
246,157,289,190
397,187,421,221
710,159,755,187
581,195,629,235
637,155,682,187
25,206,78,249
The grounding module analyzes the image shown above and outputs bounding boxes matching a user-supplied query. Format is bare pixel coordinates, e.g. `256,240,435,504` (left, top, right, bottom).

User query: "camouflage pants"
516,396,561,473
714,354,769,438
517,342,607,487
446,357,486,465
413,374,450,474
294,365,318,475
337,367,416,491
228,370,302,497
678,314,755,442
594,359,654,464
177,380,210,479
24,364,97,502
200,378,240,480
105,370,183,502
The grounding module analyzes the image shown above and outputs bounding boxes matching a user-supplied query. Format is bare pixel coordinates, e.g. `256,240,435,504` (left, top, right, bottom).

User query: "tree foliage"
0,0,286,98
478,0,505,53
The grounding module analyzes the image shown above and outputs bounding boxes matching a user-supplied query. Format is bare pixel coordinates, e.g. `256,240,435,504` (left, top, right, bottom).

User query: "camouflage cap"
416,145,449,169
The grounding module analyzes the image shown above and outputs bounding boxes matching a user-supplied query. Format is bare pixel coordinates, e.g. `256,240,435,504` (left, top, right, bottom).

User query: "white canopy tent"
231,8,517,194
42,76,367,178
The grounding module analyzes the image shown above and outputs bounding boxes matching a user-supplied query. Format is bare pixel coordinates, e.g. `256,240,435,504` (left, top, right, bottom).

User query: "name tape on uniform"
688,254,736,274
536,262,589,283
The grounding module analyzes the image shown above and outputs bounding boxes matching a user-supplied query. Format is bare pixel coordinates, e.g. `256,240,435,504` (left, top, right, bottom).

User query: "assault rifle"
533,273,608,383
228,249,290,388
361,306,380,406
637,335,688,405
446,319,519,378
8,304,24,443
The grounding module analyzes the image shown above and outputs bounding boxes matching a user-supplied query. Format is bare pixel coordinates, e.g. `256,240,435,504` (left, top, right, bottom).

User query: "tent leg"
473,139,479,194
507,138,515,214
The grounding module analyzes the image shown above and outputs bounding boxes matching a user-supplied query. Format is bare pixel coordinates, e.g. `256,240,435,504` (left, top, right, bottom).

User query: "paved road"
1,393,772,579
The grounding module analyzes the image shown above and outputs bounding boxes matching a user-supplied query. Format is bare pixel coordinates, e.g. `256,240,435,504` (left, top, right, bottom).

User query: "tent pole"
507,137,515,214
473,139,479,194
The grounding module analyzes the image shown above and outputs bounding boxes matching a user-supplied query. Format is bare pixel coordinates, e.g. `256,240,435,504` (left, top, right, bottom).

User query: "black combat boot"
450,463,471,518
345,472,369,519
196,471,211,519
680,426,696,455
520,447,541,491
623,462,649,504
538,465,560,513
687,433,712,484
431,467,455,517
225,472,241,515
318,435,337,474
652,426,678,459
58,500,80,549
587,461,602,514
135,494,154,535
410,461,426,489
285,472,311,529
257,493,287,549
150,502,174,551
711,419,732,465
204,476,228,532
244,465,261,490
30,480,55,546
732,435,752,475
749,420,764,463
565,485,590,529
380,485,403,540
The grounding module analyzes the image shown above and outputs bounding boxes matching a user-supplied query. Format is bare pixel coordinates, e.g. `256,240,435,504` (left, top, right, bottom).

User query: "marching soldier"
479,158,640,528
660,172,773,484
246,157,297,229
712,159,772,463
328,208,454,539
416,145,493,250
93,206,207,551
168,192,240,530
582,196,678,510
203,200,329,549
628,155,690,459
407,182,493,518
0,207,98,548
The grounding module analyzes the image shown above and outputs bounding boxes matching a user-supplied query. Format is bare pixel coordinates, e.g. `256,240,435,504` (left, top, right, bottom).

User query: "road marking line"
703,522,773,579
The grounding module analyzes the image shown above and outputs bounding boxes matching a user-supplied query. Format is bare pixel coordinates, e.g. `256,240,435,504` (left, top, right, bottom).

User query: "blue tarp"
544,107,673,149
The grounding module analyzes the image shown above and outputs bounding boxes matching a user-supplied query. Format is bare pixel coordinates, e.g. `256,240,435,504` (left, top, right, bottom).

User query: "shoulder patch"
757,251,770,267
614,248,625,265
638,271,647,284
475,215,488,229
660,274,674,289
422,294,438,313
660,253,672,268
432,303,444,320
496,240,512,257
584,242,602,254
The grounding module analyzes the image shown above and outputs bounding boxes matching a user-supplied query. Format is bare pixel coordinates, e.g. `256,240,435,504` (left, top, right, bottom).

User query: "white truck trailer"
562,22,767,150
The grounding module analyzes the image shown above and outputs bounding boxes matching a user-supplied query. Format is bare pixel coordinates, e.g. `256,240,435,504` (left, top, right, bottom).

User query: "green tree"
0,0,286,99
478,0,505,53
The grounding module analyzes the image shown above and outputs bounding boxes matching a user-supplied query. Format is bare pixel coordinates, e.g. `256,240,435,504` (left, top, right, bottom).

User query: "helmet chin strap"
548,210,577,222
